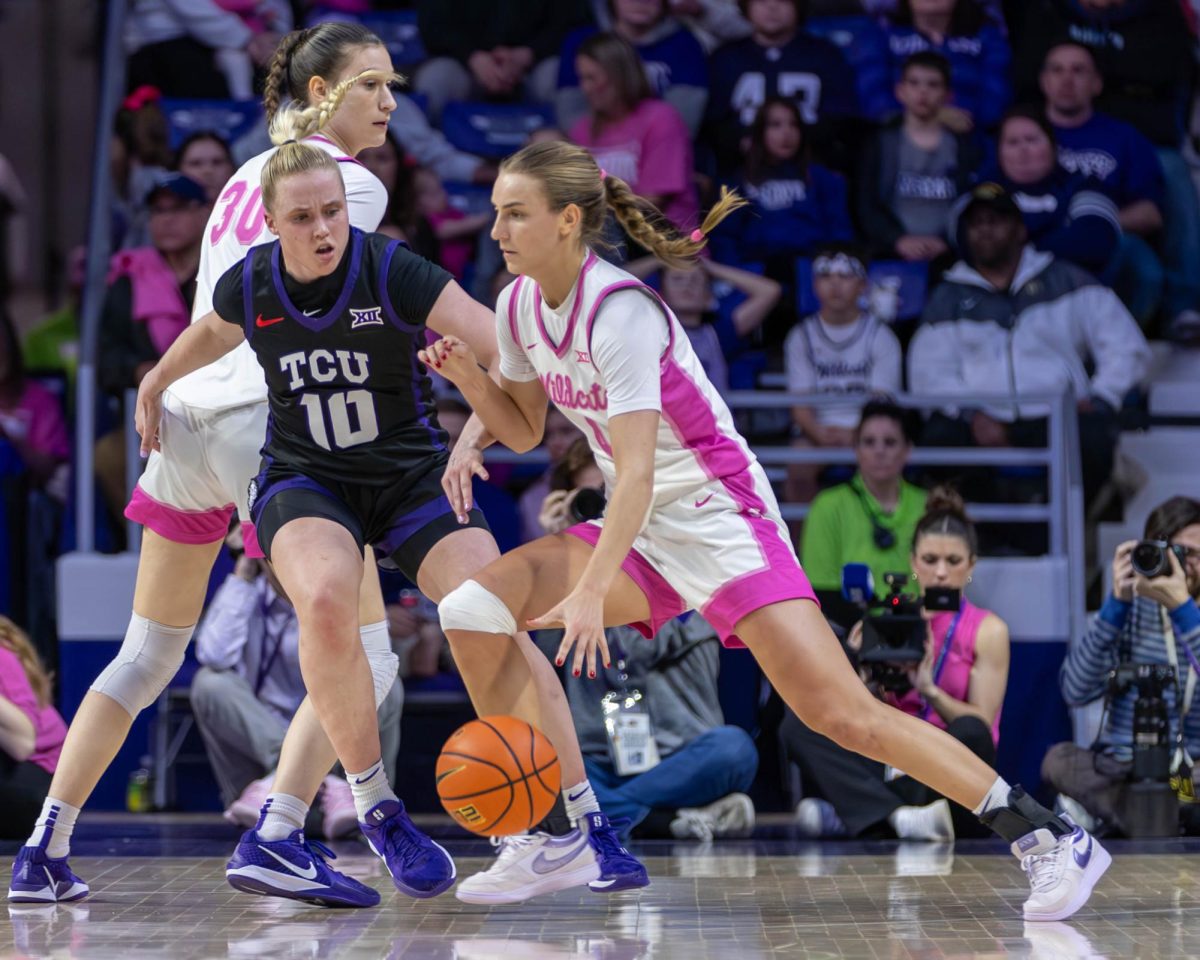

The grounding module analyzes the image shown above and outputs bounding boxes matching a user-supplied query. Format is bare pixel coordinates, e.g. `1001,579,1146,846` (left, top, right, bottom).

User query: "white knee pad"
359,620,399,707
90,614,193,717
438,579,518,636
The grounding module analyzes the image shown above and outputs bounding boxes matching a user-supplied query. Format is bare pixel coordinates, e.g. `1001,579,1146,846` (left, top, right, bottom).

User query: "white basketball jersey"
498,253,760,508
167,134,387,410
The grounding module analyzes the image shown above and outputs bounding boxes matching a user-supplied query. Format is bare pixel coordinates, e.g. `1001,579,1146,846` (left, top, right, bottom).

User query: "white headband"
813,253,866,279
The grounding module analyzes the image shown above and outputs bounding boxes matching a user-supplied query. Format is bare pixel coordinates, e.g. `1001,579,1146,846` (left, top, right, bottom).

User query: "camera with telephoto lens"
1130,540,1189,579
1107,662,1179,836
856,573,961,694
569,487,606,523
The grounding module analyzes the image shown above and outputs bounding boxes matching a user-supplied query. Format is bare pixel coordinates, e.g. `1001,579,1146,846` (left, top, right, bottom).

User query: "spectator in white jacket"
908,182,1150,506
190,525,403,839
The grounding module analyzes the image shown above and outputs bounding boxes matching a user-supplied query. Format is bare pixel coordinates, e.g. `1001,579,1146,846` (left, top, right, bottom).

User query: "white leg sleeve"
359,619,399,708
437,579,518,636
90,614,193,717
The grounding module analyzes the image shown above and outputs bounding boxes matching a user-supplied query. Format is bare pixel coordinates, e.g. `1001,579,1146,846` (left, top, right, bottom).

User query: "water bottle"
127,755,154,813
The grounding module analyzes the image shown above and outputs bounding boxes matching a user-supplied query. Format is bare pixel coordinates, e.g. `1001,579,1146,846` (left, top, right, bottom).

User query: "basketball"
436,715,561,836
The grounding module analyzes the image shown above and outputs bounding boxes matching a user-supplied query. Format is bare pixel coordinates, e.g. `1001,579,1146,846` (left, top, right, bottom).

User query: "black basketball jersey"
213,228,453,485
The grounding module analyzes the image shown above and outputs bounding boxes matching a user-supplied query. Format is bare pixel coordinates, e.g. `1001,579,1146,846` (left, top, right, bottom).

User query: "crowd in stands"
3,0,1200,837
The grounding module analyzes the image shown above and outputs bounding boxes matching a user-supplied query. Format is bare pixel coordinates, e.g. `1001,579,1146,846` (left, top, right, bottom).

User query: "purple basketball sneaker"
8,844,88,904
582,812,650,893
226,828,380,908
359,798,455,898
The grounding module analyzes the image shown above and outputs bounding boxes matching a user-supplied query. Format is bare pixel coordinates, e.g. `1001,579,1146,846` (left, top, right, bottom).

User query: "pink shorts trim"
125,485,234,545
564,522,688,639
240,521,265,559
701,570,819,648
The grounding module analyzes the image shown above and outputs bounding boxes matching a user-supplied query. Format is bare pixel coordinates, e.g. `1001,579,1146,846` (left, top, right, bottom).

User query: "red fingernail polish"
573,670,580,677
556,659,563,666
589,671,595,678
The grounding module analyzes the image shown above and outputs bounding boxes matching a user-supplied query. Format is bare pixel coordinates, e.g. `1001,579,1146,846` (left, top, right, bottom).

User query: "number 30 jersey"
167,135,387,411
212,228,453,485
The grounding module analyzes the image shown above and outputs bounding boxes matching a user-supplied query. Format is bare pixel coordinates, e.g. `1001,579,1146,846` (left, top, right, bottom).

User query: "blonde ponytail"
605,179,746,269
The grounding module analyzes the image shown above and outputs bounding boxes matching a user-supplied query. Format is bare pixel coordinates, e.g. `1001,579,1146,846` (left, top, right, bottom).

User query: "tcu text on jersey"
278,349,377,452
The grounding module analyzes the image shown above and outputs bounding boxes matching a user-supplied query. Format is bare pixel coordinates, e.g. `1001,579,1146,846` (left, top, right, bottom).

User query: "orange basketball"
436,715,561,836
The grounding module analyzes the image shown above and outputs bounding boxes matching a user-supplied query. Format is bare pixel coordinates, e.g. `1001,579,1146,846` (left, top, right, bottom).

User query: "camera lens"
569,487,606,523
1131,540,1169,579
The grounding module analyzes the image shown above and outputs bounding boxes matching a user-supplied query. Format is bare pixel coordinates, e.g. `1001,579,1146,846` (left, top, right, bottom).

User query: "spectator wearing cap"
413,0,592,125
557,0,710,137
784,246,902,504
1038,41,1188,336
95,174,208,536
857,52,980,263
910,182,1149,506
974,107,1120,280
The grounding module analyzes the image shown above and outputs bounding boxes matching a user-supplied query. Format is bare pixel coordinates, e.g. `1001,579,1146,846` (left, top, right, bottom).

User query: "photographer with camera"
1043,496,1200,836
783,487,1010,840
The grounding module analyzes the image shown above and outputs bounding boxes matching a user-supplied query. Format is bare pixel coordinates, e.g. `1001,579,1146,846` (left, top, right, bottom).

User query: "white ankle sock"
28,797,80,858
257,792,309,841
563,780,599,825
972,776,1012,817
888,800,954,841
346,759,396,819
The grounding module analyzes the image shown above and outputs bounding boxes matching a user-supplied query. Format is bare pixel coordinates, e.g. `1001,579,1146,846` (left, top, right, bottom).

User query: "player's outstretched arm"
135,311,245,455
421,336,547,454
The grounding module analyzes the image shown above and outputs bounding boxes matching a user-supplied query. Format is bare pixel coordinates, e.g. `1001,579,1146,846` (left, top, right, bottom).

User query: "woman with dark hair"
982,105,1120,277
0,313,69,495
786,484,1011,842
799,398,927,598
568,31,699,230
882,0,1011,131
711,96,854,273
357,130,440,263
175,131,236,204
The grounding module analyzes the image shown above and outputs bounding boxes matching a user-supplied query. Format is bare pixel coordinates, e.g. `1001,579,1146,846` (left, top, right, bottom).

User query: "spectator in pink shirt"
568,32,699,231
0,617,66,838
0,313,69,501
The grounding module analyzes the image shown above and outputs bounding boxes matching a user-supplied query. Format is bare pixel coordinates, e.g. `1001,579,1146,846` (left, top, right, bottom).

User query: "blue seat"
440,101,554,160
161,98,264,151
867,260,929,321
443,181,493,218
360,10,427,68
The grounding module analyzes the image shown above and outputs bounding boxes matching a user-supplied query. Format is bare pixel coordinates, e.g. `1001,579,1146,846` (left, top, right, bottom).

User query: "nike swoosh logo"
525,342,539,350
694,493,714,508
354,768,380,785
255,314,284,327
258,844,318,880
567,789,588,801
1072,834,1092,869
590,878,618,888
531,838,588,875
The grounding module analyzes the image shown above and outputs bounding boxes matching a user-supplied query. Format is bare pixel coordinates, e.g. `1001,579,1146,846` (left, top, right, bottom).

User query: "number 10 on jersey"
299,391,380,450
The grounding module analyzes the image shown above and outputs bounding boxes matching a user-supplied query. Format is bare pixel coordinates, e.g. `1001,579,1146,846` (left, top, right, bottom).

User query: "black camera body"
857,574,961,693
569,487,606,523
1130,540,1188,579
1106,662,1178,836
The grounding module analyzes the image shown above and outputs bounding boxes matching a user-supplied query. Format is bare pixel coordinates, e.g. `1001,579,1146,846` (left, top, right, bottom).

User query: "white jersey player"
11,22,405,907
425,141,1111,922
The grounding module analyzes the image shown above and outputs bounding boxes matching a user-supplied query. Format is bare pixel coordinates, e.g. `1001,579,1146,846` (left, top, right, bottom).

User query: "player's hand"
530,586,611,680
1112,540,1137,603
420,336,481,388
441,438,488,523
134,372,165,456
1135,546,1191,611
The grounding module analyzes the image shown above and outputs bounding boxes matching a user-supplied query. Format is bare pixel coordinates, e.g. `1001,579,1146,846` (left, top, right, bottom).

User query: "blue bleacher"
359,10,427,68
440,101,555,160
160,98,264,151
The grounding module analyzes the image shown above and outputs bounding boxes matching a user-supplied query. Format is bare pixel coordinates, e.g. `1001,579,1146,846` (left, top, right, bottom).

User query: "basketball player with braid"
426,140,1111,921
10,23,424,907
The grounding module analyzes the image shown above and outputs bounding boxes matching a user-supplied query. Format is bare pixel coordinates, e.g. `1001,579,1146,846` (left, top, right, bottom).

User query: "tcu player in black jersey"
131,142,647,904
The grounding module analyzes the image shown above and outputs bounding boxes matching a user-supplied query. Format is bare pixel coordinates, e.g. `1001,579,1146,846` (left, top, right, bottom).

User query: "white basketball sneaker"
1017,817,1111,922
455,831,600,905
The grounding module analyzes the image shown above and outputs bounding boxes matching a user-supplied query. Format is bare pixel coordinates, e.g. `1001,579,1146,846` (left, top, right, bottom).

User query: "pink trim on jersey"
564,521,688,638
241,521,265,559
658,359,816,646
125,486,235,545
534,251,597,358
306,134,365,166
584,281,676,367
506,275,525,346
